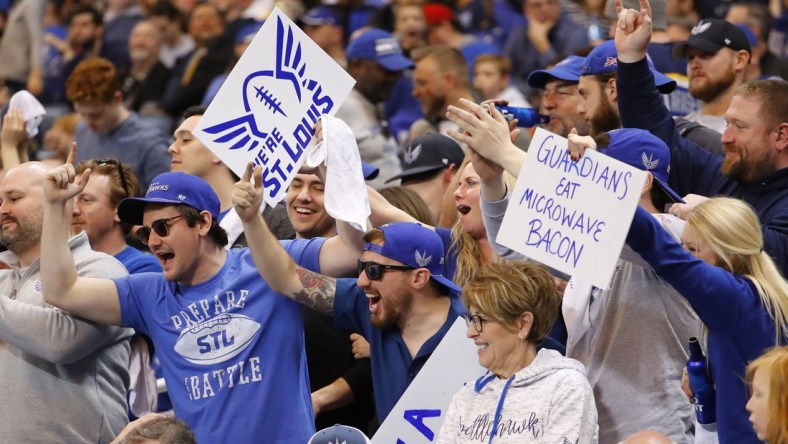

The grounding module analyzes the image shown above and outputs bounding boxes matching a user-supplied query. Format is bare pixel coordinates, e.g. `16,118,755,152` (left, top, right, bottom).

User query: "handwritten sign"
194,8,356,206
497,128,646,290
372,317,486,443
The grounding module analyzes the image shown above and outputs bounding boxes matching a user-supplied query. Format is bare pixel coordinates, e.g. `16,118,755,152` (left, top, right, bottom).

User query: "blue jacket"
617,58,788,276
627,206,783,444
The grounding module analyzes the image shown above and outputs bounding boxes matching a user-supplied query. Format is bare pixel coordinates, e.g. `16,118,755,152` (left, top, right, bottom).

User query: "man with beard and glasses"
674,19,752,134
578,39,677,136
233,163,464,423
614,0,788,274
0,161,132,442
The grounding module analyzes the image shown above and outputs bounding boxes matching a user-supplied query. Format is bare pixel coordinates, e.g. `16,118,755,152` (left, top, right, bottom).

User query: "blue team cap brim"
527,67,581,89
653,70,677,94
377,53,414,72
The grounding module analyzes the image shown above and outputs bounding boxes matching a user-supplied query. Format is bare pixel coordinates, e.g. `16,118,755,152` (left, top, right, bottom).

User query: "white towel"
304,115,370,232
562,277,594,350
8,90,46,137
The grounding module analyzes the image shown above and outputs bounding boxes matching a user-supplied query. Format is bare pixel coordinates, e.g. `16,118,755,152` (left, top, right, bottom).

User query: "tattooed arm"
234,163,337,315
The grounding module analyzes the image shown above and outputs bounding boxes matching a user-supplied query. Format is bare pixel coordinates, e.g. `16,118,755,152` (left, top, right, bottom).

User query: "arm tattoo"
292,267,336,314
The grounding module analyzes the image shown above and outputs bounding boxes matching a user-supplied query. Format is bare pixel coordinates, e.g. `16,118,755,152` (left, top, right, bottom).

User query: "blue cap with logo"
118,172,221,225
301,5,342,27
527,55,586,89
599,128,684,203
581,40,677,94
346,28,414,72
308,425,370,444
364,222,462,294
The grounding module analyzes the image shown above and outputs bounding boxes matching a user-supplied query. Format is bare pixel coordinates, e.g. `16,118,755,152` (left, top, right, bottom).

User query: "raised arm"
233,163,336,315
445,99,526,178
40,143,122,326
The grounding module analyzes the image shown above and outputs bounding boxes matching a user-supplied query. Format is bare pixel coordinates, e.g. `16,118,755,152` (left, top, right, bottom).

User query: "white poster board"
497,128,647,289
194,8,356,206
372,317,486,443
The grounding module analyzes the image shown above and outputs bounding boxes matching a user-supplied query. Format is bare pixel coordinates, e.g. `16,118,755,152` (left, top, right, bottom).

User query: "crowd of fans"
0,0,786,442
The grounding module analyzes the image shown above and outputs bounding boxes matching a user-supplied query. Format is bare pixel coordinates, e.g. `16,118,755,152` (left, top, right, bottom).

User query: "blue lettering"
197,331,236,355
525,219,584,267
555,177,581,199
403,409,441,440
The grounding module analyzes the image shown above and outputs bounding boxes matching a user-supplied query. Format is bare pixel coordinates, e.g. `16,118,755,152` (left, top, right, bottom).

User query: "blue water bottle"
495,105,550,128
687,337,716,424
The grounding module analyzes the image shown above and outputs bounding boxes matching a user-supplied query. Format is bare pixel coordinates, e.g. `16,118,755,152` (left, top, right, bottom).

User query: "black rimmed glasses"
357,259,414,281
95,158,129,197
464,314,488,333
135,215,185,245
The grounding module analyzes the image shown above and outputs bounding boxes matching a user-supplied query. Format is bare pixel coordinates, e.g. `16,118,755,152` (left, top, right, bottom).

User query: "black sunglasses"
135,215,185,245
96,158,129,197
357,259,414,281
464,314,488,333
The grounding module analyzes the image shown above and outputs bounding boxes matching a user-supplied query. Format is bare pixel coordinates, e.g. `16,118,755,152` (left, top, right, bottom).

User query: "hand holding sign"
44,142,90,205
567,128,598,162
232,162,264,223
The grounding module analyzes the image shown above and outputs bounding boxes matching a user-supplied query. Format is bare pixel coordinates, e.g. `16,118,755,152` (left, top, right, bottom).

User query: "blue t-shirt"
115,246,162,274
333,278,465,421
114,239,324,443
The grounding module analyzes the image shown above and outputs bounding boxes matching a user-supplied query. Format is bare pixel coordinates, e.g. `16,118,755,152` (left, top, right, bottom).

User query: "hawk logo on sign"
201,17,313,152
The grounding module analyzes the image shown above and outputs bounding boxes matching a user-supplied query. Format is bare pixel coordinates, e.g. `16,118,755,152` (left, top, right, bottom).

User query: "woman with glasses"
438,260,597,443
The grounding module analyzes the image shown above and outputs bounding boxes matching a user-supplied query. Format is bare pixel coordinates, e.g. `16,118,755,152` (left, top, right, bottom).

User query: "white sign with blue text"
497,128,647,290
194,8,356,207
372,317,485,443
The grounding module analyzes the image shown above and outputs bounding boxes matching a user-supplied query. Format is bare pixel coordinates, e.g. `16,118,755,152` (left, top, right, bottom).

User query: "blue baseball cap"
235,21,263,45
527,55,586,89
581,40,677,94
362,162,379,181
364,222,462,294
599,128,684,203
118,172,221,225
308,425,370,444
301,6,342,27
346,28,414,72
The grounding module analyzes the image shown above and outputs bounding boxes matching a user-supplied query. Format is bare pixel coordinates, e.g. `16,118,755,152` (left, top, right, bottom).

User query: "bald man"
0,162,132,442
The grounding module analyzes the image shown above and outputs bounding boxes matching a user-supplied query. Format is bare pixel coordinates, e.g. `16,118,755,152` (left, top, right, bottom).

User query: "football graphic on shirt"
174,313,261,365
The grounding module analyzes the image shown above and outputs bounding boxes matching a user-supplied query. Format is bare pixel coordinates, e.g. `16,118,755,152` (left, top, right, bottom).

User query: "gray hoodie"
438,348,598,443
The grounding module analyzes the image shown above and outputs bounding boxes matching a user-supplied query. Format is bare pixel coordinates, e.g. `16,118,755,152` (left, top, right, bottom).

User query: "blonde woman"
626,197,788,443
746,346,788,444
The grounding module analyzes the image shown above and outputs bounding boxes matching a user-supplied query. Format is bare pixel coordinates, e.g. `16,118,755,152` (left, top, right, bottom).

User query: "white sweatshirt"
437,348,598,443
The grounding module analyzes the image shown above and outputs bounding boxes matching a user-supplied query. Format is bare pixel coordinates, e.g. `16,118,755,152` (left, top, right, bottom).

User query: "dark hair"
378,186,433,225
67,3,102,26
120,416,196,444
175,205,229,247
183,106,206,120
148,0,181,21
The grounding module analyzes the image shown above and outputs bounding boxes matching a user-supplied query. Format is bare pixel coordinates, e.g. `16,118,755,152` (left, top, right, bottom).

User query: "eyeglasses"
96,158,129,198
464,314,488,333
357,259,414,281
135,215,185,245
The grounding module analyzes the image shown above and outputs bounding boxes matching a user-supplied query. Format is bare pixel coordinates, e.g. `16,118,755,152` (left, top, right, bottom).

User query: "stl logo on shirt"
174,313,261,365
201,16,315,153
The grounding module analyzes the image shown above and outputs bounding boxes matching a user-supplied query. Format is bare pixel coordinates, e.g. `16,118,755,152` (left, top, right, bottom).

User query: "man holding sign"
445,102,699,442
232,163,466,423
38,146,364,443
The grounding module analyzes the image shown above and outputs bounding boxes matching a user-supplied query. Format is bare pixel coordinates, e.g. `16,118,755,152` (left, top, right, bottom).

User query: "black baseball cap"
385,133,464,184
672,19,751,59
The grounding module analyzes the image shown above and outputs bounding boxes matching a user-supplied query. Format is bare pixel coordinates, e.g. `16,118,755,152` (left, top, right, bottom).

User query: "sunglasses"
464,314,488,333
95,158,129,197
357,259,414,281
135,215,185,245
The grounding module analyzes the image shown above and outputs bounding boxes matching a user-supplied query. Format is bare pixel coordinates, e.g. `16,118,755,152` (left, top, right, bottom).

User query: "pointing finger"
242,162,253,182
66,142,77,165
253,165,262,191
